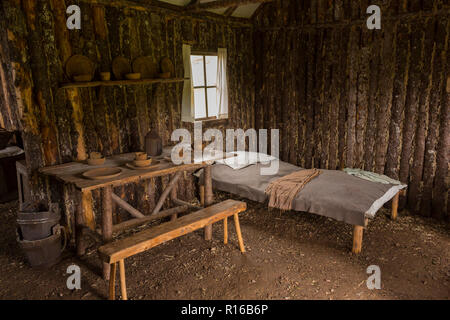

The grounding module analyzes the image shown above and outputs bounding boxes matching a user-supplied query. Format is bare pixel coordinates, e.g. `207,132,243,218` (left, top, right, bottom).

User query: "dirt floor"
0,194,449,300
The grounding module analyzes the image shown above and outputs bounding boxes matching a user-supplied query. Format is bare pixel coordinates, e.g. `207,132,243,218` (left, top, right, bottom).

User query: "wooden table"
39,152,218,279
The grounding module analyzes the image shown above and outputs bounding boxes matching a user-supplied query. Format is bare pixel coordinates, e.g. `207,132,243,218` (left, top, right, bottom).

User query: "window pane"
205,56,218,87
190,55,204,87
194,88,207,119
207,88,218,118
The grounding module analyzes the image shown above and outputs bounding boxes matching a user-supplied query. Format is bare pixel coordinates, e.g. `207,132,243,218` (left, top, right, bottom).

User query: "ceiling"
158,0,262,19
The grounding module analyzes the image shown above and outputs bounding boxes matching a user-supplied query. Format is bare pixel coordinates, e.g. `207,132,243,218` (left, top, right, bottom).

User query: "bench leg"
224,217,228,244
391,192,399,220
233,213,245,253
119,259,128,300
109,263,117,300
352,225,364,254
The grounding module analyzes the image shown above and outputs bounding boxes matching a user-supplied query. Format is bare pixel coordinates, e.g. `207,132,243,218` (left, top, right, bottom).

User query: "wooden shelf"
59,78,187,89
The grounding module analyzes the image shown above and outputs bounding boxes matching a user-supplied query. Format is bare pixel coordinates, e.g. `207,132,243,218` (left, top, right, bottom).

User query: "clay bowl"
159,72,171,79
73,74,93,82
125,73,141,80
133,159,153,167
135,152,147,160
90,152,102,159
100,72,111,81
87,158,105,166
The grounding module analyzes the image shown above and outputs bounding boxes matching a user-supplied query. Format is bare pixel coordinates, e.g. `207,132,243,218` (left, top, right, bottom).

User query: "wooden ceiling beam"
186,0,274,12
224,6,238,17
251,2,268,20
78,0,252,26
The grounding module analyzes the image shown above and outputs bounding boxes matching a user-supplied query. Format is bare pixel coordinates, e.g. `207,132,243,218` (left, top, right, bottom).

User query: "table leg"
75,190,86,257
200,172,205,206
170,173,178,221
102,185,113,280
204,165,213,240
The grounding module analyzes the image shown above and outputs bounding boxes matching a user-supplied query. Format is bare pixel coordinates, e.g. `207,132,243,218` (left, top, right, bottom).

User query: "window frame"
191,51,219,120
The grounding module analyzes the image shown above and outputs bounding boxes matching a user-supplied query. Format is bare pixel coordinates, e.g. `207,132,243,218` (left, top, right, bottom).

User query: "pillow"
215,151,277,170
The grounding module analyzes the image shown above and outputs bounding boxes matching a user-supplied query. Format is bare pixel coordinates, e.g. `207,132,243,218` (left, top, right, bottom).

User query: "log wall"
254,0,449,219
0,0,254,233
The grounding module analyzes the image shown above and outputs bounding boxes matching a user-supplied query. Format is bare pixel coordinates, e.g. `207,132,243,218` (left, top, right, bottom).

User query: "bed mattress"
209,161,406,226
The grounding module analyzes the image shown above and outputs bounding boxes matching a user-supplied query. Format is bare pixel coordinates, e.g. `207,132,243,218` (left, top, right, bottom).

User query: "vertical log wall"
254,0,449,219
0,0,254,233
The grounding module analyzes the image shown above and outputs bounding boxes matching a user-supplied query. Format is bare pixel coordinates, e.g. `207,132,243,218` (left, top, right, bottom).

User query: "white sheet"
214,151,277,170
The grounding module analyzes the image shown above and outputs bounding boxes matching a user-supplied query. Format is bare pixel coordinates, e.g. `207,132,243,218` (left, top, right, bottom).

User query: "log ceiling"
157,0,270,18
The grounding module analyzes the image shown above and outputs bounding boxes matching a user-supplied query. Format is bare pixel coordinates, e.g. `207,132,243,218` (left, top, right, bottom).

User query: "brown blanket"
265,169,321,210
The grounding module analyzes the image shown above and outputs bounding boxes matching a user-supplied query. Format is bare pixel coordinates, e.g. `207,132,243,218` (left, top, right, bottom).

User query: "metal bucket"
17,203,61,241
17,225,66,268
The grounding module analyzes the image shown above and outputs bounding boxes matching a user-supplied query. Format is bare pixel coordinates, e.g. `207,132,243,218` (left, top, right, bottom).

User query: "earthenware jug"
145,129,162,157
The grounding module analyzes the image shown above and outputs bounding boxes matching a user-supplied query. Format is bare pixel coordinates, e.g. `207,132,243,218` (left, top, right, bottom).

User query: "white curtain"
216,48,228,118
181,44,194,122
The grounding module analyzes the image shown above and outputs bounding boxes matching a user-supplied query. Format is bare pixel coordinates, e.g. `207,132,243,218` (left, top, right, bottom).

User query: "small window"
190,54,219,120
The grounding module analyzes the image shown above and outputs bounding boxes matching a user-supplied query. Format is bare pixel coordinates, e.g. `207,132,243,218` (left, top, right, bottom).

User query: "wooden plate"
160,57,174,76
82,167,122,180
125,161,162,170
112,56,131,80
132,56,158,79
66,55,95,80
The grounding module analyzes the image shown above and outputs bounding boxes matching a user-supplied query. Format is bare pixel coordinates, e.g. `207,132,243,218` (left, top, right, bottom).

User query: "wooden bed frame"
352,189,406,254
201,167,406,254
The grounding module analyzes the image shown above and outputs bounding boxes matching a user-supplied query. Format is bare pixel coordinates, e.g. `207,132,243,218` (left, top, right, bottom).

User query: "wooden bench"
98,199,247,300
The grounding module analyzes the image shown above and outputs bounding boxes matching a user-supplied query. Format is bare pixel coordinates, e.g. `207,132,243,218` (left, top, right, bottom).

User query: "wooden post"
352,225,364,254
200,185,205,206
200,169,205,206
224,217,228,244
233,213,245,253
102,186,113,280
75,191,86,256
204,165,213,240
108,263,116,300
391,192,399,220
170,174,178,221
112,195,118,225
119,260,127,300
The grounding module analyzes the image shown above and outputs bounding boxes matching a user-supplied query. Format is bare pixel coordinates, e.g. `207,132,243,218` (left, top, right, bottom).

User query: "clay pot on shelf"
100,72,111,81
159,72,171,79
125,73,141,80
